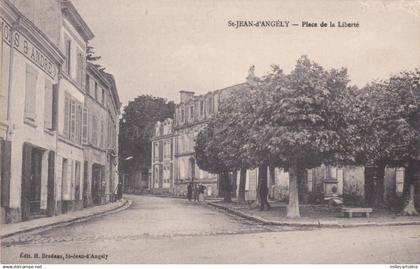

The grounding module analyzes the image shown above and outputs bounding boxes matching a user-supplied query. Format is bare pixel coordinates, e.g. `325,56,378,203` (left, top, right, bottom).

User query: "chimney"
179,91,195,104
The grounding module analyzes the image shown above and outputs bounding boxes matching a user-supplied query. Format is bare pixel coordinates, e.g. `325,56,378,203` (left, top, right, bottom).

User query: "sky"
72,0,420,106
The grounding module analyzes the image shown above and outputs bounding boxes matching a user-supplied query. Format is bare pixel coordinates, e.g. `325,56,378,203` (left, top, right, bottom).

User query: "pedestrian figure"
187,182,193,201
193,183,199,202
198,184,206,202
117,181,123,201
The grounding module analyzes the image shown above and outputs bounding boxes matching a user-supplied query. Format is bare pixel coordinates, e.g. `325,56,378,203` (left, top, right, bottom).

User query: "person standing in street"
187,182,193,201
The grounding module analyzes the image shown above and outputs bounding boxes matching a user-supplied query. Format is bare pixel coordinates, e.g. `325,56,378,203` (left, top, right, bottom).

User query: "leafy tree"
360,70,420,214
119,95,175,175
251,56,357,217
195,120,233,202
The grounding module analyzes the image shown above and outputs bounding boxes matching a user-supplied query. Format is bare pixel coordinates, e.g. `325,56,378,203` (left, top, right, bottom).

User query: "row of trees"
195,56,420,218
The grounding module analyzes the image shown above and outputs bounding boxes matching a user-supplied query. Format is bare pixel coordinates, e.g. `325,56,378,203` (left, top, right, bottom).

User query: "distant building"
150,84,247,197
150,119,176,194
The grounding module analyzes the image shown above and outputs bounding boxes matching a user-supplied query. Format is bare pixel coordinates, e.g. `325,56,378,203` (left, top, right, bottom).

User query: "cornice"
61,0,94,41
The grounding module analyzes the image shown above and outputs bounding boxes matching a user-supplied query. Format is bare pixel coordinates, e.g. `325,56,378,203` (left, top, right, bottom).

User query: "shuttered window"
63,92,84,144
82,107,88,144
24,64,38,121
44,79,53,129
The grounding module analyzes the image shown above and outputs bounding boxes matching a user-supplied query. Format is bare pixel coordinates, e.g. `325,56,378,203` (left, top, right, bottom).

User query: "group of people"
187,182,206,202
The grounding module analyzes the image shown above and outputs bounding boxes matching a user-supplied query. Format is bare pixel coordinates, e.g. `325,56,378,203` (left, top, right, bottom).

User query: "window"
208,96,214,114
180,108,185,123
85,75,90,92
94,82,98,100
76,49,84,86
101,89,105,105
63,92,83,144
189,106,194,120
24,64,38,121
64,37,71,75
164,140,171,159
200,100,204,117
153,142,159,161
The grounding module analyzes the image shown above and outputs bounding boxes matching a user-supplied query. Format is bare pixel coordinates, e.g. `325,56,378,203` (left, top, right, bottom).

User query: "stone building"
1,0,65,222
150,84,247,197
150,119,177,194
0,0,120,223
84,63,120,206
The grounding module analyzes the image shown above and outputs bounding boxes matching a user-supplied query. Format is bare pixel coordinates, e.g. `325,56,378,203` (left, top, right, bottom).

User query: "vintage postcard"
1,0,419,266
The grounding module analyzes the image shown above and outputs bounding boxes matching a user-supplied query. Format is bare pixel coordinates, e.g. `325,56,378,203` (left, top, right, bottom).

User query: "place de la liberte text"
228,20,359,28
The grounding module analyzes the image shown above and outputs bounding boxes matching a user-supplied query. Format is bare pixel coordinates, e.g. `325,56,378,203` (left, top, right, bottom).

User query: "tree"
119,95,175,175
251,56,357,217
360,70,420,214
195,120,232,202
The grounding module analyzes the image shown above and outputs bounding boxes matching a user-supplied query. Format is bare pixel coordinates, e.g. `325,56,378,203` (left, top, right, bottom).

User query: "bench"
342,207,373,218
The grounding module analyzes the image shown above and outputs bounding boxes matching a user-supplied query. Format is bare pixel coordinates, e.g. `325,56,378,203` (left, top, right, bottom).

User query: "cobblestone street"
1,195,420,264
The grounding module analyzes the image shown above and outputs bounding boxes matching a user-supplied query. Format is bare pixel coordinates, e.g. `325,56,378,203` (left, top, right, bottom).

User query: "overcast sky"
72,0,420,106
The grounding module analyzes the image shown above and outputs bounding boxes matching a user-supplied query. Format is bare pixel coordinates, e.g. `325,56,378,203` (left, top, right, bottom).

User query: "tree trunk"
287,160,301,218
238,168,247,203
374,162,386,208
268,166,275,200
223,170,232,203
258,164,270,211
402,162,418,216
231,170,238,198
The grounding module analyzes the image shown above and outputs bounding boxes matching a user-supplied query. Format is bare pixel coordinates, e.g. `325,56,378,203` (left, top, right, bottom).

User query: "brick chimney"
179,91,195,104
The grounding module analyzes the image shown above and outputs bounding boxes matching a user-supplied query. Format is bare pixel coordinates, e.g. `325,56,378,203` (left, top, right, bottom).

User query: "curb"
207,202,420,229
1,200,133,239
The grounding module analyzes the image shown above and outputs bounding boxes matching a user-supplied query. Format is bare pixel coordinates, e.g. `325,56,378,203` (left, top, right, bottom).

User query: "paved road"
1,195,420,264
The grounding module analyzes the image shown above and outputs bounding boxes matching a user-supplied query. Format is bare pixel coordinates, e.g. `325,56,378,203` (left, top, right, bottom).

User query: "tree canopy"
119,95,175,173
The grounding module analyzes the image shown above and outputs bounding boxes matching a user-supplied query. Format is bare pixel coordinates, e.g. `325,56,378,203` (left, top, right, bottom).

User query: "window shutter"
44,79,53,129
70,99,76,141
76,103,82,144
64,36,71,75
25,64,38,121
63,93,70,138
82,107,88,144
100,120,104,148
76,49,84,87
52,84,58,130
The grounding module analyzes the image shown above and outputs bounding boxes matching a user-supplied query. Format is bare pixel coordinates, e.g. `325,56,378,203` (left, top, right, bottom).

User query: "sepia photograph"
0,0,420,266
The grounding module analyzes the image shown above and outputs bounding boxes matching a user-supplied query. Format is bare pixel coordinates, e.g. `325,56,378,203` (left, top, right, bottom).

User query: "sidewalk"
0,199,132,239
208,200,420,228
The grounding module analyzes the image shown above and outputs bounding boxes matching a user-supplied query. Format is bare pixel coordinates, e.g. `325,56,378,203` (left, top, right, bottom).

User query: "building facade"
84,63,120,206
151,119,176,193
150,84,247,197
1,0,65,222
0,0,120,224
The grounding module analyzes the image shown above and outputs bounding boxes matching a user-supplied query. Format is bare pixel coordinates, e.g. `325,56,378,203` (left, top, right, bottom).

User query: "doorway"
21,144,44,220
92,164,102,205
